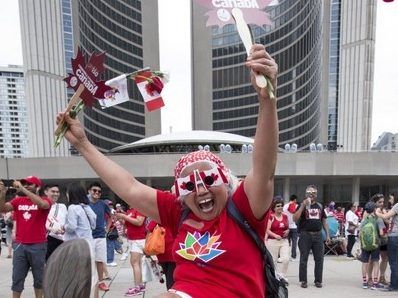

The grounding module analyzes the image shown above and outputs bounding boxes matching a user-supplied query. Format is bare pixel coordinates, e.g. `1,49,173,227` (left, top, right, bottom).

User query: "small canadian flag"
133,70,165,111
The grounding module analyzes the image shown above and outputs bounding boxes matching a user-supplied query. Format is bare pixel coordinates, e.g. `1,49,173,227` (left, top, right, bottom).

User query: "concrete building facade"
75,0,161,152
335,0,376,152
0,65,28,158
371,132,398,151
19,0,73,157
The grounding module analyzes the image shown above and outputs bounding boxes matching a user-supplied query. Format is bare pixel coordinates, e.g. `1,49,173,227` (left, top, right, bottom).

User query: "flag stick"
54,84,85,135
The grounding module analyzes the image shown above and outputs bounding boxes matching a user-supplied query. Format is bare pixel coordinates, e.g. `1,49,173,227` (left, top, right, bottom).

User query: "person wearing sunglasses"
87,182,111,292
56,44,278,298
293,185,330,289
265,196,290,283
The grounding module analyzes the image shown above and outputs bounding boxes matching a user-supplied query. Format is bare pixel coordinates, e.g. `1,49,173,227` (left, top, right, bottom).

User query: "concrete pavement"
0,246,396,297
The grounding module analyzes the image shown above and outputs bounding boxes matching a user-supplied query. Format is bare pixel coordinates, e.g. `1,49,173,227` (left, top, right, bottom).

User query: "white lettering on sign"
76,67,98,95
18,204,38,211
212,0,259,9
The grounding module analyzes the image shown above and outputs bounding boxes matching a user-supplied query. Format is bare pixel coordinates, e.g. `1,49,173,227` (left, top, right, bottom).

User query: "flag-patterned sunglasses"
174,167,228,197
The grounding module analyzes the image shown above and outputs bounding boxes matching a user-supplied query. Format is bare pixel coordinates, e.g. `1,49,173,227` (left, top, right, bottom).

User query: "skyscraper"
19,0,74,157
191,0,376,152
75,0,161,152
336,0,376,152
0,65,28,158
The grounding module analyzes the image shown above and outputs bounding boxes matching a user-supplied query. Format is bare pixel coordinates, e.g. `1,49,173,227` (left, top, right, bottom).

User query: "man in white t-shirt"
45,184,67,260
283,194,298,260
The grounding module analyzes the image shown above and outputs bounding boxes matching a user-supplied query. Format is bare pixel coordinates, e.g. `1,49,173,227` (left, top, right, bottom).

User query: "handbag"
143,225,165,256
347,223,356,234
106,226,119,240
227,199,288,298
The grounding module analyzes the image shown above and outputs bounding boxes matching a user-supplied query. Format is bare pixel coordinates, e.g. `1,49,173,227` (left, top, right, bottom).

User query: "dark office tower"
75,0,161,152
192,0,323,149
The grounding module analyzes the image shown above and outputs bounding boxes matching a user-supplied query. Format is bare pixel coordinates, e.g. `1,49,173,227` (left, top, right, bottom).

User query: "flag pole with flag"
132,69,166,111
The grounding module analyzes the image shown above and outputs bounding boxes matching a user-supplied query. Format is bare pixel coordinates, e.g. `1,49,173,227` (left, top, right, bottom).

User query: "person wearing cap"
0,176,52,298
293,185,330,289
56,44,278,297
44,184,67,260
359,201,385,290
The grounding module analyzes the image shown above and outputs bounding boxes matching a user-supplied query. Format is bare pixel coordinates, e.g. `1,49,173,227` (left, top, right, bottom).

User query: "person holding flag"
56,43,278,297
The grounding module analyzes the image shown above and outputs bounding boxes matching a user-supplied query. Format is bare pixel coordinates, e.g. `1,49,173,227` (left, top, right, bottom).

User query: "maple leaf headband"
174,150,229,179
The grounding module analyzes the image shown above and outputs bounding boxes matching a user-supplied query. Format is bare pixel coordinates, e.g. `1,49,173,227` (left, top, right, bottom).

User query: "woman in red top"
57,44,278,298
116,208,146,296
266,196,290,282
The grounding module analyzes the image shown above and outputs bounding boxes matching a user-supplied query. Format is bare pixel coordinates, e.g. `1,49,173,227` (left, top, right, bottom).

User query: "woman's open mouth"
198,198,215,213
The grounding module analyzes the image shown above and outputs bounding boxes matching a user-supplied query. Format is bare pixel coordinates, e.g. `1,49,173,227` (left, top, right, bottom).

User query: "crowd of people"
0,43,397,297
264,189,398,292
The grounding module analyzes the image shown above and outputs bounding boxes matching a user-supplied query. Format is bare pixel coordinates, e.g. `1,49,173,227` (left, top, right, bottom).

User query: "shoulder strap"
54,203,60,217
226,199,273,268
178,207,191,228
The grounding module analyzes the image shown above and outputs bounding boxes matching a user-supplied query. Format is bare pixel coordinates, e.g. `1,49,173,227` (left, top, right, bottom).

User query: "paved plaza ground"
0,246,396,297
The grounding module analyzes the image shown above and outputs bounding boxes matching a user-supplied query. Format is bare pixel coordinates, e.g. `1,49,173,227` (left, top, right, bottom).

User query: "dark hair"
44,184,59,191
43,239,92,297
272,196,284,210
289,194,298,201
88,182,102,191
391,192,398,206
371,193,384,203
67,183,89,205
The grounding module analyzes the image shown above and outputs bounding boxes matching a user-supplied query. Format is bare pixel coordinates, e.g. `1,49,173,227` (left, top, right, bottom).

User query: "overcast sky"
0,0,397,144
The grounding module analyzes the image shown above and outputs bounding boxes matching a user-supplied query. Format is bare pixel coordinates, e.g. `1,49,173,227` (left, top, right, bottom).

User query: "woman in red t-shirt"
116,208,146,296
266,196,290,282
58,44,278,298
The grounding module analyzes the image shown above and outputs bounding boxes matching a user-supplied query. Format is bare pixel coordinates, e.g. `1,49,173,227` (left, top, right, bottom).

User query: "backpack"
360,216,379,251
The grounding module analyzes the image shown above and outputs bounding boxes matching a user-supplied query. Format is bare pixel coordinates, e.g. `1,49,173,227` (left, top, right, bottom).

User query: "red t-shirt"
157,182,266,298
333,211,345,223
125,209,146,240
268,213,289,239
147,220,174,263
10,196,52,244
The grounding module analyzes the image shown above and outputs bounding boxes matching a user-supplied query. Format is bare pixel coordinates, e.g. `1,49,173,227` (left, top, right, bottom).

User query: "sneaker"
125,286,142,296
139,283,146,292
315,282,322,288
107,262,117,267
362,282,368,289
120,252,128,261
371,283,383,290
98,282,109,291
301,281,308,288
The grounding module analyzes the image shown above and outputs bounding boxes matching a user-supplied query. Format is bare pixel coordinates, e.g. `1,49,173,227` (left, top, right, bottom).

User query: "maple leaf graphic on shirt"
176,231,226,263
23,211,31,221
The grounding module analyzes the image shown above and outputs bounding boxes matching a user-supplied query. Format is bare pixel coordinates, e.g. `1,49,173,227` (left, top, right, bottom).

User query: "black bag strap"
226,199,275,273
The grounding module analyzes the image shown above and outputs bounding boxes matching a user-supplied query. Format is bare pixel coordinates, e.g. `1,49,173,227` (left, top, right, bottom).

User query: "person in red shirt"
57,44,278,298
147,219,176,290
116,207,146,296
266,196,290,282
0,176,52,298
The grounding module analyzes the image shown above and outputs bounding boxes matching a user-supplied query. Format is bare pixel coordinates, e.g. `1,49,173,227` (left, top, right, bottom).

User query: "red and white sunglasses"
174,167,228,197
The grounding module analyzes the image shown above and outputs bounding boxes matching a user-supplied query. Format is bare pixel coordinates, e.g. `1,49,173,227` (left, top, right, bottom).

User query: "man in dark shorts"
0,176,52,298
